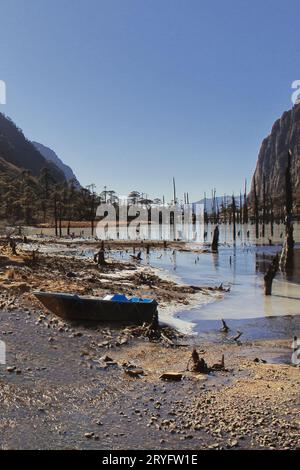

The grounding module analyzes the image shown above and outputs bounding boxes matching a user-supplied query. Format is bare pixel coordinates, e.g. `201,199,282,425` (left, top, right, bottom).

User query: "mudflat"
0,238,299,450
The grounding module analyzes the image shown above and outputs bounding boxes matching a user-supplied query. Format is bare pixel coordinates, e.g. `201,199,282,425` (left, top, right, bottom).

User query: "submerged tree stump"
211,225,219,252
94,249,106,266
264,254,279,295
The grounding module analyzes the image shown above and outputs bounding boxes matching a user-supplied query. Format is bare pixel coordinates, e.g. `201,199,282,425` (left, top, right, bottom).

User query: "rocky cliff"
250,104,300,209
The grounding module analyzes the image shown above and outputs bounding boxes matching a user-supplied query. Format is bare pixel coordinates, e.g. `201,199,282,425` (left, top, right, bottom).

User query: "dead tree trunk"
232,195,236,242
262,175,266,238
94,249,106,266
54,194,58,237
270,196,274,237
280,150,294,270
58,203,62,238
264,254,279,295
243,179,248,224
211,225,219,252
253,177,259,239
9,238,17,255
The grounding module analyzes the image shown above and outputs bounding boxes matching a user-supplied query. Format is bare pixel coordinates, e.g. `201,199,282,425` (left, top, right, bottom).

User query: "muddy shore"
0,237,299,450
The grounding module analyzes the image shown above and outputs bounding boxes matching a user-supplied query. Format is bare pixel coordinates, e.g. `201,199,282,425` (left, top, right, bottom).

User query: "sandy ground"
0,237,299,450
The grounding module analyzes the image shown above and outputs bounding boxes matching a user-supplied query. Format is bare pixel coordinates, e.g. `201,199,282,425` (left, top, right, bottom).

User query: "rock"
66,271,76,278
6,366,16,372
84,432,94,439
100,355,113,362
254,357,267,363
250,103,300,208
116,337,128,346
73,332,83,337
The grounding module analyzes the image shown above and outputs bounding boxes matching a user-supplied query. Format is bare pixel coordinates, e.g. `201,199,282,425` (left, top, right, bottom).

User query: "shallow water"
132,244,300,340
131,222,300,340
22,222,300,340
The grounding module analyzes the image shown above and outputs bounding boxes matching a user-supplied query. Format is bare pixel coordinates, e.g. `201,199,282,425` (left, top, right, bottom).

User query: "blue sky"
0,0,298,201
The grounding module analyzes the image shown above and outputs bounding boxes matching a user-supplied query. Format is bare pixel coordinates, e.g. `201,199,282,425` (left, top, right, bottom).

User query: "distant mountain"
0,112,65,182
32,141,81,188
193,196,241,213
250,103,300,208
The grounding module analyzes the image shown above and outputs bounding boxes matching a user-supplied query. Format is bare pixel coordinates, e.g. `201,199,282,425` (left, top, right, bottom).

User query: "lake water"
22,222,300,341
111,223,300,341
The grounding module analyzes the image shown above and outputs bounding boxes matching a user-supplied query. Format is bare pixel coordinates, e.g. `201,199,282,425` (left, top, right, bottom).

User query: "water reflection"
143,243,300,339
22,222,300,340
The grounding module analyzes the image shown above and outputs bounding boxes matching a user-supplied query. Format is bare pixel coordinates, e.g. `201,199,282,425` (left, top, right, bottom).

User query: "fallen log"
125,368,144,377
160,372,182,381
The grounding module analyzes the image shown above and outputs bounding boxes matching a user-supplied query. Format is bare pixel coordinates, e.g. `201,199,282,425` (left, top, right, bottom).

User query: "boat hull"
33,291,157,323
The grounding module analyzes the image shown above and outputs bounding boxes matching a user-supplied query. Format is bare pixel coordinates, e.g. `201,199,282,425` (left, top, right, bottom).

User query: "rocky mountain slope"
250,104,300,208
0,113,65,182
32,141,80,188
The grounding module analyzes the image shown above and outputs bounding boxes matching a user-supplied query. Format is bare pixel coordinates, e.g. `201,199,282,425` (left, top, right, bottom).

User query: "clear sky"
0,0,298,201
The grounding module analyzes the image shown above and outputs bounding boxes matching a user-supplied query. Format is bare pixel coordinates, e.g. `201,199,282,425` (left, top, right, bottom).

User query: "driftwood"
130,251,142,261
211,354,226,371
160,372,182,381
160,332,175,346
220,319,230,333
232,330,243,342
129,308,169,342
125,367,144,377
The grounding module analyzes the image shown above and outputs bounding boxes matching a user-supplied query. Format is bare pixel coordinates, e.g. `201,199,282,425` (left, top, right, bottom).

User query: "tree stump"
94,249,106,266
211,225,219,252
264,254,279,295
